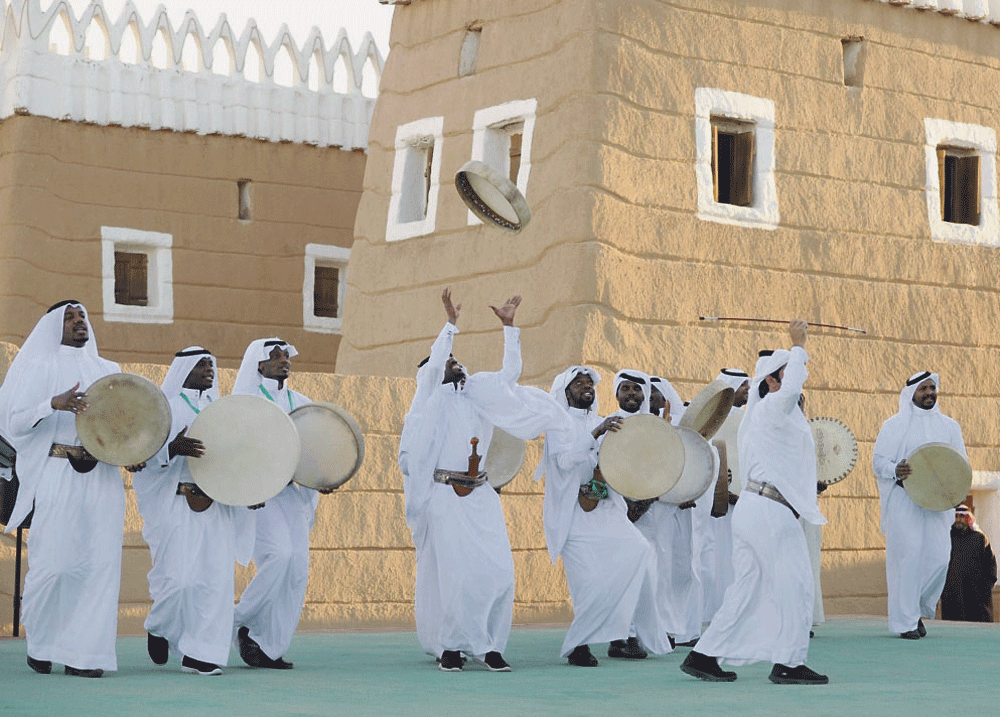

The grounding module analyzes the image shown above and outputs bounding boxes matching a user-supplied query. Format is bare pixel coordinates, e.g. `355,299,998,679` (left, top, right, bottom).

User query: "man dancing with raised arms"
536,367,670,666
134,347,254,676
872,371,967,639
680,320,828,685
0,301,125,678
233,338,327,669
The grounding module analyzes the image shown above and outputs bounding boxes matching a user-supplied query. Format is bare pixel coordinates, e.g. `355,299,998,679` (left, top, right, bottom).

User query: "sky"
56,0,395,58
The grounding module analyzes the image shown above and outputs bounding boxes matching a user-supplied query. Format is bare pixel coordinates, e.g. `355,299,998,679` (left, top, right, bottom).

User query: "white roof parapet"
0,0,385,149
870,0,1000,25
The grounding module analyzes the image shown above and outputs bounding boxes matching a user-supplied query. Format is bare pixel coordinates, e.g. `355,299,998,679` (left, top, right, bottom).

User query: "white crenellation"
0,0,384,149
874,0,1000,24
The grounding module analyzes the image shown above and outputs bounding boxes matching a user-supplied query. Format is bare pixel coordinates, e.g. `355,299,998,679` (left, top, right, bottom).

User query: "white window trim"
303,243,350,334
386,116,444,242
100,226,173,324
468,98,537,226
924,118,998,246
695,88,779,230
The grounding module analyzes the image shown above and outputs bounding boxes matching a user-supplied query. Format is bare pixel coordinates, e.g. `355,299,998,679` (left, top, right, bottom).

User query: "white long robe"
232,378,318,660
135,389,254,666
541,404,670,657
872,387,965,634
694,346,824,667
7,345,124,671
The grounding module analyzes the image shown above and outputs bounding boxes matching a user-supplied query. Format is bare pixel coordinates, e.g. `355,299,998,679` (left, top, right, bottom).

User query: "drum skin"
187,395,300,506
455,160,532,232
679,379,735,440
77,373,171,466
599,414,685,500
484,427,526,489
289,402,365,491
905,442,972,512
659,427,716,505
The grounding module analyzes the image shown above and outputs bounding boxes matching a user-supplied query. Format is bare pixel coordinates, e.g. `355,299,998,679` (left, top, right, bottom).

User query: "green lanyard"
180,393,211,415
259,383,294,411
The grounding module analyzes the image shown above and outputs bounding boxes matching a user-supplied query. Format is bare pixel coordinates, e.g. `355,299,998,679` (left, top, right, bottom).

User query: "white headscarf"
745,349,790,417
233,338,298,396
715,368,749,393
899,371,940,416
613,369,651,415
549,366,600,413
160,346,220,401
649,375,684,425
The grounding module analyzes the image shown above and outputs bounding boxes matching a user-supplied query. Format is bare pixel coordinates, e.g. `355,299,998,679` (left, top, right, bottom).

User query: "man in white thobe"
872,371,967,639
536,366,670,666
233,338,323,669
681,321,828,685
0,301,124,678
134,347,254,675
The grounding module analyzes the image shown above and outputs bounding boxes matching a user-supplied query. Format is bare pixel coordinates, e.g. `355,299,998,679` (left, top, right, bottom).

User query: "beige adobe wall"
0,114,365,374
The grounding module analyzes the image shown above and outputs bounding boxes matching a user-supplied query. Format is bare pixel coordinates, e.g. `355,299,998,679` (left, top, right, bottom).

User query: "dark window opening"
938,148,980,226
313,265,340,318
114,251,148,306
712,118,755,207
238,179,252,221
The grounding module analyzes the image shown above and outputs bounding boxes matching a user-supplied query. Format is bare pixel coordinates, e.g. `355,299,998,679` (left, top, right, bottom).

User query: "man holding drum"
536,366,670,667
680,320,829,685
232,338,321,670
872,372,968,639
0,301,124,678
134,347,255,676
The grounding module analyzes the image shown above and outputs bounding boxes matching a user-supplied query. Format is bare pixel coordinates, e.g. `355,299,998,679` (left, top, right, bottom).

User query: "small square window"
938,147,980,226
841,37,865,88
303,244,350,333
101,227,173,324
711,118,755,207
114,251,149,306
313,265,340,318
386,116,444,242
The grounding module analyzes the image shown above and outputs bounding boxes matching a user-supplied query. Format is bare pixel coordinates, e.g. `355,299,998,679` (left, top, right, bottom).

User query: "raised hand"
442,288,461,326
789,319,807,347
51,382,87,414
168,427,205,459
490,295,522,327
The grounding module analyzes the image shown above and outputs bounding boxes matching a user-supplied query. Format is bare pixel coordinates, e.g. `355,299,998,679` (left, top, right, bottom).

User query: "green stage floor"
1,617,997,717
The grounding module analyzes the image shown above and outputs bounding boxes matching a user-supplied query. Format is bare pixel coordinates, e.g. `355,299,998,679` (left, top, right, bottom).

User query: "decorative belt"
745,480,799,519
433,469,488,489
48,443,96,461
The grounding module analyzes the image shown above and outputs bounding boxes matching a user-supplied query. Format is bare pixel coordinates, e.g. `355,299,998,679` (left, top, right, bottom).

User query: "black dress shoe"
567,645,599,667
680,650,737,682
439,650,463,672
181,655,222,676
65,665,104,678
263,657,294,670
900,630,921,640
768,663,829,685
607,637,647,659
27,655,51,674
917,619,927,637
483,651,511,672
147,633,169,665
674,638,699,648
237,626,267,667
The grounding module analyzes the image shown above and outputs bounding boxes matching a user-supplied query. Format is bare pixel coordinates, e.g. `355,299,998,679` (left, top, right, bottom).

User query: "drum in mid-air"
289,402,365,491
76,373,171,467
454,160,532,232
599,415,685,500
679,379,735,441
187,395,300,506
904,443,972,512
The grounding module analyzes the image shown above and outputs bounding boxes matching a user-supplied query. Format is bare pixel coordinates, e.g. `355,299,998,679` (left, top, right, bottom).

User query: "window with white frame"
303,244,350,334
101,226,173,323
468,99,537,226
924,118,998,246
695,88,778,230
386,116,444,242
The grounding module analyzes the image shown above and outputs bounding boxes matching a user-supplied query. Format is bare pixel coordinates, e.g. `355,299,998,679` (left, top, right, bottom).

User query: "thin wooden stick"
699,316,867,335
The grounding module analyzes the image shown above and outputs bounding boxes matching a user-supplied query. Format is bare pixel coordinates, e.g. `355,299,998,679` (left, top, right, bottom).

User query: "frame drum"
289,402,365,491
484,427,526,489
810,417,859,487
77,373,171,466
659,427,717,505
905,443,972,512
455,161,532,232
713,408,743,494
599,415,685,500
187,395,300,506
679,379,735,440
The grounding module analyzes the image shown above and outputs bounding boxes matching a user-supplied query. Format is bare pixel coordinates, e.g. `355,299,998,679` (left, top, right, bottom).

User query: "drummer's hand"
168,428,205,459
490,295,521,327
318,486,337,495
679,500,696,510
789,319,807,347
51,383,88,414
442,288,461,326
592,415,623,438
248,502,265,510
894,460,912,481
125,462,146,473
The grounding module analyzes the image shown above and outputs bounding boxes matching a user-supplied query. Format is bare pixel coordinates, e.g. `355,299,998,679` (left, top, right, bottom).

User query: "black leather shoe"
769,663,829,685
607,637,647,659
567,645,599,667
237,626,267,667
65,665,103,678
674,638,699,648
27,656,51,674
917,619,927,637
483,651,511,672
900,630,921,640
439,650,463,672
680,650,737,682
181,655,222,676
263,657,294,670
147,633,169,665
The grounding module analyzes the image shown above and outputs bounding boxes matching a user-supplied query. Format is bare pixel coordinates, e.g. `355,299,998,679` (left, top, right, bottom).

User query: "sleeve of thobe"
498,326,522,384
872,418,902,488
6,364,59,438
409,323,457,413
773,346,808,414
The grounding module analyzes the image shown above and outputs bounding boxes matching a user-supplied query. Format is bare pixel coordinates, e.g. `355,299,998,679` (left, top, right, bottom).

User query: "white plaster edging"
303,243,350,334
694,87,779,231
101,226,173,324
386,116,444,242
467,98,537,226
923,118,999,247
973,470,1000,490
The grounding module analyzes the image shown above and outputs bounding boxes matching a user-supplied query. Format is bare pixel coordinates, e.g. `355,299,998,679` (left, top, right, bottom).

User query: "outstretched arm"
493,295,523,382
490,295,521,327
443,287,461,327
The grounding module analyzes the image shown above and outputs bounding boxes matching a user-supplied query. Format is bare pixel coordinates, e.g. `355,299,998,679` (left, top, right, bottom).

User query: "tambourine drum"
599,415,685,500
76,373,171,466
187,395,300,506
455,160,532,232
713,408,743,494
659,427,717,505
289,402,365,491
810,417,859,487
904,443,973,512
484,427,526,489
679,380,735,441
